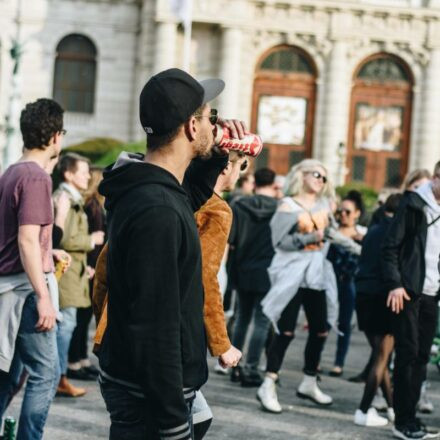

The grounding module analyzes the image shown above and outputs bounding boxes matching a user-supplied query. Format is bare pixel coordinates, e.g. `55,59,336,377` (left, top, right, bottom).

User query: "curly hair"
20,98,64,149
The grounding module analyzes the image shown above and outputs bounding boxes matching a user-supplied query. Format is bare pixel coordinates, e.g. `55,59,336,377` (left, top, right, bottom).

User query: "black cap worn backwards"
139,68,225,136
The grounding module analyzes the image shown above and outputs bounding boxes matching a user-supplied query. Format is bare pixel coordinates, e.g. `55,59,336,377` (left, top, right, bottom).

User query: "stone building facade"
1,0,440,188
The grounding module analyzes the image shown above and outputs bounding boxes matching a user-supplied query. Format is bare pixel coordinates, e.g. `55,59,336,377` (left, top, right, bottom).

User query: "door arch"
251,45,317,173
347,53,414,189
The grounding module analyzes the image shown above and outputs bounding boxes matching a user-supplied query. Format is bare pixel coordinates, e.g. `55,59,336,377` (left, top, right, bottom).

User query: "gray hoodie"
416,182,440,296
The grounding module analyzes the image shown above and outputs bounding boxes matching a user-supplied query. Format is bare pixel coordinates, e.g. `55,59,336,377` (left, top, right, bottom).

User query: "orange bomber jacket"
93,193,232,357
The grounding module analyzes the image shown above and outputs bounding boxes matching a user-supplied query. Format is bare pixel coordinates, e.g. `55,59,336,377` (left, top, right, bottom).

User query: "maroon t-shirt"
0,161,54,275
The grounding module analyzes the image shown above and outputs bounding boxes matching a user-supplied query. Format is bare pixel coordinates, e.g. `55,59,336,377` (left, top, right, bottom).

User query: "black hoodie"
228,194,278,293
381,191,429,296
97,154,226,436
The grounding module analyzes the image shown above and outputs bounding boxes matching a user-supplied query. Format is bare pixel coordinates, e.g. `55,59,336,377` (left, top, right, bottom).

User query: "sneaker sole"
256,393,282,414
354,419,388,427
296,391,333,406
423,433,440,439
392,428,424,440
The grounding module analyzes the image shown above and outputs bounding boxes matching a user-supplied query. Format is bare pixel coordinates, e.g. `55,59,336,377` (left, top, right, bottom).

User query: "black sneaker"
393,424,425,440
240,369,263,388
82,365,100,377
348,373,366,383
230,366,243,383
415,418,440,439
66,367,97,381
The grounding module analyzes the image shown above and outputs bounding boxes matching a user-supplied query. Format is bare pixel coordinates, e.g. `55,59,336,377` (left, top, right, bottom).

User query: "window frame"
53,34,97,114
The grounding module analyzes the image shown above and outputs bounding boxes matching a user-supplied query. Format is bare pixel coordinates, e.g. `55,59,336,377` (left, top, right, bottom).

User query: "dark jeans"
392,294,438,426
99,378,194,440
68,306,93,363
231,290,271,370
335,279,356,367
266,288,328,376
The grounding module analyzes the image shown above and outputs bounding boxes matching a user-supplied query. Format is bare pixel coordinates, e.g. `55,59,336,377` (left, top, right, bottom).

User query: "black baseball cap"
139,68,225,136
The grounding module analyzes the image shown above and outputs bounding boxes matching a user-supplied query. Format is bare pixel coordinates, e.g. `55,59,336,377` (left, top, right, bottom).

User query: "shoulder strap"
292,198,319,231
428,214,440,228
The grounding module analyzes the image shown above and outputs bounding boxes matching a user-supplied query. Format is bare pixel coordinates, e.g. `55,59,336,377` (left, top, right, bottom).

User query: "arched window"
259,47,314,74
53,34,97,113
357,56,410,83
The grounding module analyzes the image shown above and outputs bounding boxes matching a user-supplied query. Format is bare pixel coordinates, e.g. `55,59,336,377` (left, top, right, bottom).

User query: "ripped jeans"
266,288,328,376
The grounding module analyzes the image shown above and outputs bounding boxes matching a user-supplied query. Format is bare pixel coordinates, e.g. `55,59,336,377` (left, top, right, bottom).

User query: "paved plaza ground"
7,325,440,439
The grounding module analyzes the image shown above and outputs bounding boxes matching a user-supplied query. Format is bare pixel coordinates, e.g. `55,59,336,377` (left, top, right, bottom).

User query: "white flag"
169,0,192,28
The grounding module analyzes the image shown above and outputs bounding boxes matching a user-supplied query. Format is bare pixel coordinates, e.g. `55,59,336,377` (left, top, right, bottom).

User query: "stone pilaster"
153,21,177,74
217,26,242,119
316,40,350,185
411,48,440,171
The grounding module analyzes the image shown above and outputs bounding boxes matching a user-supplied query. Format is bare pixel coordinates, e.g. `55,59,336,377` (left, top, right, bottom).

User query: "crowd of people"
0,67,439,440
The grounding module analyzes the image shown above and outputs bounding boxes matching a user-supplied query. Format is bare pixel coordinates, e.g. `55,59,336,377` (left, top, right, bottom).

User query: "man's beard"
193,132,213,159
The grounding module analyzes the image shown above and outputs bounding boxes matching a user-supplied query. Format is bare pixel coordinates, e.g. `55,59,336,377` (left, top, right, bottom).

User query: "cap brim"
200,78,225,104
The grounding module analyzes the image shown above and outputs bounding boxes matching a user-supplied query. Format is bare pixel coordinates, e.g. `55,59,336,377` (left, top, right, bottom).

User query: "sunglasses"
309,171,327,184
196,108,218,125
337,208,353,215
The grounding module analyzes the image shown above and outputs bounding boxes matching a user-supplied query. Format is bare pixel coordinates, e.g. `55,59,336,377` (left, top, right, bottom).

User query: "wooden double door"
251,71,316,174
347,79,413,190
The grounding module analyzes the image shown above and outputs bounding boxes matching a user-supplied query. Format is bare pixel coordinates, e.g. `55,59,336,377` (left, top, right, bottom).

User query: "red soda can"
214,125,263,158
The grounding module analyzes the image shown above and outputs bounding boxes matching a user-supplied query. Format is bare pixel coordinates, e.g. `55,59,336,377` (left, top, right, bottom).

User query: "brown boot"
56,375,87,397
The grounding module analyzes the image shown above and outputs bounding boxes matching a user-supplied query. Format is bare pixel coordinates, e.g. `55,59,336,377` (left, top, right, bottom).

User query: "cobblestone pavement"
6,327,440,439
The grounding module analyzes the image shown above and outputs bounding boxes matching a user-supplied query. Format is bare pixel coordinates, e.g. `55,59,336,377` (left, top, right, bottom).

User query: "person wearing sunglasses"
328,191,366,379
257,159,337,412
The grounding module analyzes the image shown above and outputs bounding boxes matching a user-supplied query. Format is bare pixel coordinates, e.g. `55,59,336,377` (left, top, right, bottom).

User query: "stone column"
217,26,242,119
412,49,440,170
317,40,351,185
428,0,440,7
153,21,177,74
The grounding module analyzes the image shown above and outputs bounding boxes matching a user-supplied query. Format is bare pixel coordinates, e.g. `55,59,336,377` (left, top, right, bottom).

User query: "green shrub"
336,182,378,210
63,137,146,167
64,138,124,163
336,182,379,225
94,141,145,167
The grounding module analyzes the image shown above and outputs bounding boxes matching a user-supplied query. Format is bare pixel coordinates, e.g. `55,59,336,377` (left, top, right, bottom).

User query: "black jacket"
356,215,392,295
381,191,428,296
229,194,278,293
97,158,224,433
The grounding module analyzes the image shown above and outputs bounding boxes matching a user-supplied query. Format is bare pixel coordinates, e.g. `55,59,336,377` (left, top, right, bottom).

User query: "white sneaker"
354,408,388,427
417,381,434,414
387,407,395,423
214,363,229,375
297,374,333,406
257,376,282,413
372,392,388,412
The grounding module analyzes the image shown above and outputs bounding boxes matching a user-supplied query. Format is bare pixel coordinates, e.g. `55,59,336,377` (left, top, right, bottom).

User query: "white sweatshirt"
416,182,440,296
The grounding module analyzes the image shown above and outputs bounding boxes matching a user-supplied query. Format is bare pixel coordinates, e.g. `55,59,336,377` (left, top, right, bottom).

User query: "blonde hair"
83,167,104,207
283,159,334,199
401,168,431,190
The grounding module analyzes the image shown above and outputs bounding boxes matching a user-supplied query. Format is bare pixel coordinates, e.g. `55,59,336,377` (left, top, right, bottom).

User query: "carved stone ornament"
294,33,331,58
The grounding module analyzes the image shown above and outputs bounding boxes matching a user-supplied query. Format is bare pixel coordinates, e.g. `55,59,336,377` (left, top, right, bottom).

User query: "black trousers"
392,294,438,426
266,288,327,376
68,306,94,363
99,377,194,440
